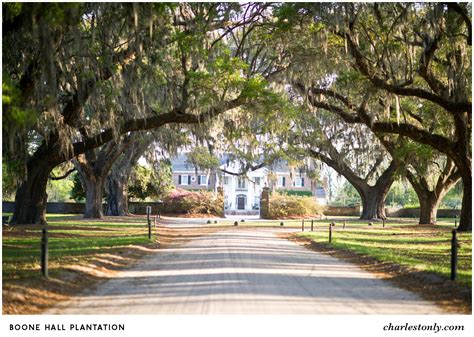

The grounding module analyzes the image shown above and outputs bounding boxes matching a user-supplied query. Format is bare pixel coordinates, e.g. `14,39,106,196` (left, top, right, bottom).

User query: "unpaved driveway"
45,227,444,314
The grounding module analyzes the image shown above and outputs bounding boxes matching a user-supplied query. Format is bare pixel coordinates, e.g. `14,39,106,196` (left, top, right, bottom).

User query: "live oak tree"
343,3,471,231
297,74,461,224
302,82,462,224
105,124,190,216
274,2,471,231
257,4,399,220
71,137,149,216
104,139,147,216
291,106,400,220
3,3,168,224
340,3,471,231
377,136,461,225
405,159,461,225
72,136,133,218
3,3,277,225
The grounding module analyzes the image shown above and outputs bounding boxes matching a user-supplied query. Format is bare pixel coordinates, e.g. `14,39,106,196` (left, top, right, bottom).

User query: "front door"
237,195,246,210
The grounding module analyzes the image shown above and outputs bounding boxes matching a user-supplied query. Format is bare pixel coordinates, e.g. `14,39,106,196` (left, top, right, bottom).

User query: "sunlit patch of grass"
2,216,154,282
298,224,472,287
49,221,147,227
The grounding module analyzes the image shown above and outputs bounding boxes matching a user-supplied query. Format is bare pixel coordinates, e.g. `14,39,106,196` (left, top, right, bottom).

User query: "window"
254,177,261,185
223,176,229,185
277,176,286,187
199,175,207,186
294,177,304,187
179,174,190,185
237,177,246,189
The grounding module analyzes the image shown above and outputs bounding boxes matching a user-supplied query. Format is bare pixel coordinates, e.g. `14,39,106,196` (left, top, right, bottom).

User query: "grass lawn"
296,221,472,287
3,214,212,314
3,215,155,281
223,216,459,228
2,213,470,313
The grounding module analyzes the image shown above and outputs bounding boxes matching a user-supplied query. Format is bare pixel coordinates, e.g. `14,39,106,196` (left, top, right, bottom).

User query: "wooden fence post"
328,223,332,243
302,219,305,232
311,219,314,232
451,229,458,281
41,227,48,278
146,206,152,239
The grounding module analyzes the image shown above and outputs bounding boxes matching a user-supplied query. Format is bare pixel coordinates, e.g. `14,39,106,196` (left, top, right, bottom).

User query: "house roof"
170,153,193,171
268,159,290,172
171,153,307,175
171,153,232,172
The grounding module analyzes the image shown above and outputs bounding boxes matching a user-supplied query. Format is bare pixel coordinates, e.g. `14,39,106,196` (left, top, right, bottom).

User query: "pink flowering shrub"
162,189,224,216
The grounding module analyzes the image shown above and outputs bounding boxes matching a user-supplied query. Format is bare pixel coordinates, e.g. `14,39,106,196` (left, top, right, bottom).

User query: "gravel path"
45,227,445,314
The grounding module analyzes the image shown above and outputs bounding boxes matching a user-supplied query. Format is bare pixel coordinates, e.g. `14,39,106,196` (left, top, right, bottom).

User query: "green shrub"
280,190,313,197
267,192,324,219
162,189,224,216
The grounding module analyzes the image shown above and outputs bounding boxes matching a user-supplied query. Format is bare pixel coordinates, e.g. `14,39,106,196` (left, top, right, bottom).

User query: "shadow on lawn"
2,223,224,314
286,233,472,314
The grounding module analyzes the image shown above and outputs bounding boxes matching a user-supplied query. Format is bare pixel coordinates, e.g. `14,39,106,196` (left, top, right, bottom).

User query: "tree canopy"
2,2,471,231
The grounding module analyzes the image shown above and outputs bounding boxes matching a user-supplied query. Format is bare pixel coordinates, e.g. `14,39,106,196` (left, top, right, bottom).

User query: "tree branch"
49,168,76,180
72,95,246,160
308,148,367,189
301,83,458,160
345,30,471,114
446,3,472,46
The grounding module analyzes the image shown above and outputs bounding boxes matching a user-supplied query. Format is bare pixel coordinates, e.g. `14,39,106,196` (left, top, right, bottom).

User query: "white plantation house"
220,162,267,214
170,153,327,215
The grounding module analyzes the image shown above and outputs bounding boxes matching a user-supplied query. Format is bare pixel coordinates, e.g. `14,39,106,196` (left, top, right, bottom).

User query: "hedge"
267,192,324,219
278,190,313,197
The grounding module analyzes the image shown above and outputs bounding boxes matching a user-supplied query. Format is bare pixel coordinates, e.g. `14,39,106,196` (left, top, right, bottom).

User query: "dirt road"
45,227,444,314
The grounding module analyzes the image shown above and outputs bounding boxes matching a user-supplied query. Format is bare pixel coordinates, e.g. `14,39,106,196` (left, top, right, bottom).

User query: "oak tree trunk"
83,176,105,218
357,161,397,220
359,185,389,220
458,175,471,232
453,154,471,232
104,136,151,216
105,173,129,216
418,193,441,225
10,165,51,225
10,141,63,225
406,171,458,226
73,138,133,219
